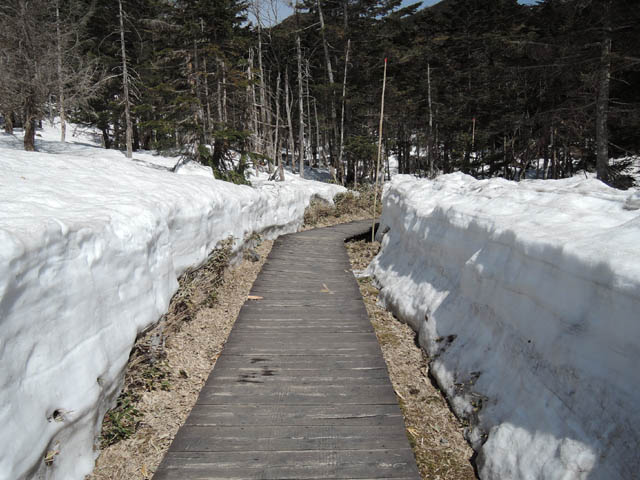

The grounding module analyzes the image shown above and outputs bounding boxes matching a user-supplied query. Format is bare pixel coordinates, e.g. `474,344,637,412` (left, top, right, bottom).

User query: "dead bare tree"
0,0,100,151
297,35,305,178
274,71,285,181
285,68,296,172
316,0,338,173
118,0,133,158
596,0,612,183
55,0,66,142
337,39,350,183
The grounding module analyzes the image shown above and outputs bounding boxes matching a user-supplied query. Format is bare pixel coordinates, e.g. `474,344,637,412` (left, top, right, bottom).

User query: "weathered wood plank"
211,374,391,387
237,306,369,318
170,425,412,452
231,323,374,333
212,354,387,370
154,449,419,480
210,366,389,380
184,404,403,427
153,221,419,480
220,344,383,356
224,332,381,346
196,384,399,406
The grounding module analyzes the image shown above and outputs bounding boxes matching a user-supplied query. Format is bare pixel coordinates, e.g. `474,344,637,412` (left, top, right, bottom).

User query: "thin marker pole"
372,58,388,242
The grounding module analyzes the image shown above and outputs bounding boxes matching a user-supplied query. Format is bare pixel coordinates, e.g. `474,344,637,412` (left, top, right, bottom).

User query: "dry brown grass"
87,239,273,480
303,184,382,229
346,239,477,480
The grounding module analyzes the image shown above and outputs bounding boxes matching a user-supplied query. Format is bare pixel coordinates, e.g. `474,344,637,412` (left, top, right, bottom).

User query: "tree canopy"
0,0,638,186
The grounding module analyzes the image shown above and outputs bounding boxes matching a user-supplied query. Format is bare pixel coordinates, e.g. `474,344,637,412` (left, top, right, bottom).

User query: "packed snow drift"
0,123,345,480
369,174,640,480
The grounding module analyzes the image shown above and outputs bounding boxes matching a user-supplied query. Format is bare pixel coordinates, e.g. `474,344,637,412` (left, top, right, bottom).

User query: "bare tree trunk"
304,60,315,166
257,22,267,158
596,8,611,183
297,35,305,178
118,0,132,158
24,102,36,151
275,71,285,181
56,0,66,142
314,98,324,168
200,20,212,144
24,121,36,151
317,0,338,172
354,157,358,187
202,59,211,144
285,69,295,172
222,60,228,124
247,48,259,161
372,58,388,241
3,112,13,134
427,62,434,178
216,57,223,124
193,38,207,151
317,0,334,85
551,127,557,179
338,39,350,183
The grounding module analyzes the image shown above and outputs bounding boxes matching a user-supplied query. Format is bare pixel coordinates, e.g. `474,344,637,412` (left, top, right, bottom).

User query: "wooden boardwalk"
154,220,420,480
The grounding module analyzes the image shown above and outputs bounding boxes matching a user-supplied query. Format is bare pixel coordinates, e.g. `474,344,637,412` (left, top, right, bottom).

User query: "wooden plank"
196,385,399,406
245,289,362,298
184,405,403,427
231,323,373,333
155,449,419,480
220,344,383,356
184,404,403,427
211,374,391,387
212,355,387,370
211,368,389,382
244,291,363,300
169,425,412,452
209,366,389,378
225,332,380,345
237,305,369,318
232,323,373,333
239,303,366,311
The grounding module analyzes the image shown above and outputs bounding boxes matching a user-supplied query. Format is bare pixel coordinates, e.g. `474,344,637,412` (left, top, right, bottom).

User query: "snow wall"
369,174,640,480
0,146,345,480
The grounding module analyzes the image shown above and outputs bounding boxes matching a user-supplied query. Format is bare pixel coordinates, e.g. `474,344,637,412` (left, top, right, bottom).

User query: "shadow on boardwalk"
153,220,420,480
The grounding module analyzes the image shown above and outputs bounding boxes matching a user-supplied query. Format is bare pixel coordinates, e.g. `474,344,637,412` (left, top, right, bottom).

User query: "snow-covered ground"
0,122,345,480
248,163,338,189
369,174,640,479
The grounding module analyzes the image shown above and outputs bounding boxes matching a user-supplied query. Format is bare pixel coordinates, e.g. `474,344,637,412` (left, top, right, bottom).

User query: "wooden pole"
372,58,388,242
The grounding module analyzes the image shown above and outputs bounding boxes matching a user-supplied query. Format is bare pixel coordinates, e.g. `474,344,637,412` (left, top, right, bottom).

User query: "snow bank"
369,174,640,479
247,165,349,211
0,131,345,480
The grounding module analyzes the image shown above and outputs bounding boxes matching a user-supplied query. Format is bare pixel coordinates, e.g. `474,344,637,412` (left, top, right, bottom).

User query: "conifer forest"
1,0,638,187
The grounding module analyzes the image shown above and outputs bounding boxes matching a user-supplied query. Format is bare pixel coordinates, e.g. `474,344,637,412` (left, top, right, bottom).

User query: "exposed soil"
346,239,476,480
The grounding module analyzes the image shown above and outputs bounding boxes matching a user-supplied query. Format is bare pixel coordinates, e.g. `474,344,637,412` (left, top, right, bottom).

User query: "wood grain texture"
153,220,420,480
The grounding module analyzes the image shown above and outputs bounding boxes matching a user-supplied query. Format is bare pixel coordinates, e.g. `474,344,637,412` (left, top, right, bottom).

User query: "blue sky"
414,0,536,5
254,0,536,25
266,1,538,25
